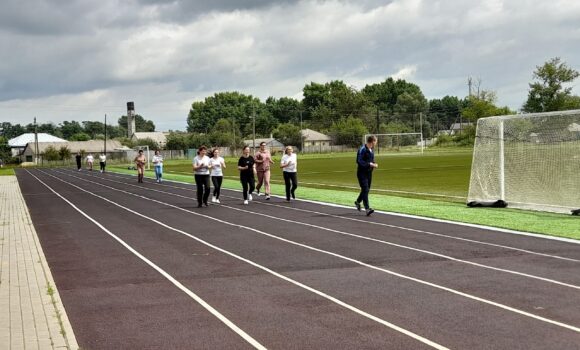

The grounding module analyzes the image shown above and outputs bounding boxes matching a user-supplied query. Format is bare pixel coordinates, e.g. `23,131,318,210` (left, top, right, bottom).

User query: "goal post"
363,133,424,154
467,110,580,214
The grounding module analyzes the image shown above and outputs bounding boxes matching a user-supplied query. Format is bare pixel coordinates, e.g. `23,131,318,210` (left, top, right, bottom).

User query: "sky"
1,0,579,131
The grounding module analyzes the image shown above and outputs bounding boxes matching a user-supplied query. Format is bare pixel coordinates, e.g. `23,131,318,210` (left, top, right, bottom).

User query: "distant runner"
209,148,226,204
355,135,378,216
280,146,298,202
134,150,146,183
255,142,274,200
238,146,255,205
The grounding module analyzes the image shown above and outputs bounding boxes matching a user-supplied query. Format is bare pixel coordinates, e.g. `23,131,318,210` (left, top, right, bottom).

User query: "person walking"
209,148,226,203
86,153,94,171
193,146,211,207
280,146,298,202
355,135,378,216
152,150,164,183
134,149,147,183
75,152,82,171
255,141,274,200
99,153,107,173
237,146,255,205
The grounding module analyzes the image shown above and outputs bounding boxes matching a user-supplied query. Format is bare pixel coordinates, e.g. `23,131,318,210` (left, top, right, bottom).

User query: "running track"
16,168,580,349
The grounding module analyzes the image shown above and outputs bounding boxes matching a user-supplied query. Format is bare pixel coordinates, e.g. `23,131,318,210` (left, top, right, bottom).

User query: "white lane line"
38,170,448,350
90,170,580,262
24,170,268,350
65,169,580,290
51,169,580,334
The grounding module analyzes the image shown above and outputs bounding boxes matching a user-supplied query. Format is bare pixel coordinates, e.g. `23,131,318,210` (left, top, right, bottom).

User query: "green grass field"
108,148,580,240
0,167,15,176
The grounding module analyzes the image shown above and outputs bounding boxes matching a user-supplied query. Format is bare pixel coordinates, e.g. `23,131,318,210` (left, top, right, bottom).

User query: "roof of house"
8,133,67,147
450,122,473,130
131,132,168,144
23,140,124,154
243,138,284,147
301,128,332,141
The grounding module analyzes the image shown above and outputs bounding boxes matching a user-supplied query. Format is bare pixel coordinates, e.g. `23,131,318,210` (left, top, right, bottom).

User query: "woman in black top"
237,146,255,205
75,152,82,171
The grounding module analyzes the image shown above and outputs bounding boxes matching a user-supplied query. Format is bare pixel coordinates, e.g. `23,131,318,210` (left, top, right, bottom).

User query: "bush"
43,146,60,161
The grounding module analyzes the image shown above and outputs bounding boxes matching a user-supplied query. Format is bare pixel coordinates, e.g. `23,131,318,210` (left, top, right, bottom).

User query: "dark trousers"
212,176,223,199
240,176,255,200
283,172,298,200
356,171,373,209
76,160,81,170
195,174,211,205
100,162,106,172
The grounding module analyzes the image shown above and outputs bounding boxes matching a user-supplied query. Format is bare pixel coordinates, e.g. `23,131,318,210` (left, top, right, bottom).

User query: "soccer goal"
364,133,424,154
467,110,580,214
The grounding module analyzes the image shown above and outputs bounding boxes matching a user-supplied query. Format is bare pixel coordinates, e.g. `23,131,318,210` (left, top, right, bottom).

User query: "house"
20,140,124,163
243,138,284,152
8,133,67,157
131,132,169,148
301,129,332,147
450,122,473,135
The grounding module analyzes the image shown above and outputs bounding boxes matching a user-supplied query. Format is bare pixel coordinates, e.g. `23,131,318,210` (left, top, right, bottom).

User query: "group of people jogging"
75,152,107,173
128,135,377,216
191,142,298,207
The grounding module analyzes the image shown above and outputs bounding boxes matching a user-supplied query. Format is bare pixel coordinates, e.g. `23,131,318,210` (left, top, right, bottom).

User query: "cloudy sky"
1,0,579,131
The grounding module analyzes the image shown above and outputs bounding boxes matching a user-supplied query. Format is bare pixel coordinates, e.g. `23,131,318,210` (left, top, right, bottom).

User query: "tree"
0,136,12,163
0,122,26,139
187,92,263,136
58,146,71,161
42,146,60,161
273,123,302,149
462,91,515,121
523,57,580,112
59,121,84,140
69,132,91,141
329,117,369,147
265,97,302,124
166,133,189,152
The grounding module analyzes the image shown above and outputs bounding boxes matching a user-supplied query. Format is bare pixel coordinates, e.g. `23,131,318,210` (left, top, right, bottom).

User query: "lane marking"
88,169,580,261
64,169,580,290
49,169,580,334
24,170,268,350
35,169,448,349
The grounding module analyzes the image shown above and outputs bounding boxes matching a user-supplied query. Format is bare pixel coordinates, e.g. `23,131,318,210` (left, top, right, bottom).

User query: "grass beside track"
108,165,580,240
0,167,15,176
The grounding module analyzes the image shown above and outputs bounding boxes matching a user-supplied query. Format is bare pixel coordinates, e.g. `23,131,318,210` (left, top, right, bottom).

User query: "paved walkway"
0,176,77,350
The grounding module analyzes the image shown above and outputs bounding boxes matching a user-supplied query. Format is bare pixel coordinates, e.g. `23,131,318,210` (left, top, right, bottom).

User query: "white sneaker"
249,194,253,201
265,194,270,200
215,199,220,204
257,192,263,196
243,200,249,205
211,196,216,203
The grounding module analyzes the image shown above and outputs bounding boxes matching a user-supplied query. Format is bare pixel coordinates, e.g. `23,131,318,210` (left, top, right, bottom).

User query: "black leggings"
211,176,223,199
240,176,255,200
283,172,298,200
356,171,373,210
100,162,106,172
194,174,211,205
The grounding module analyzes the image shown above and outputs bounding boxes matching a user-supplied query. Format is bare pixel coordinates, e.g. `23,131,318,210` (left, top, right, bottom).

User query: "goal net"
467,110,580,214
364,133,424,154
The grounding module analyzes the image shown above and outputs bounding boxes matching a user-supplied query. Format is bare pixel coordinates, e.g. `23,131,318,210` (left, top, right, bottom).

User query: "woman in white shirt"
193,146,211,207
209,148,226,203
99,153,107,173
86,154,94,171
152,150,163,183
280,146,298,202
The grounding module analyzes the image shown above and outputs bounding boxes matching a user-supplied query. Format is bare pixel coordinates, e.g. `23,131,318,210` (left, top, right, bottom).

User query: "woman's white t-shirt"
281,153,297,172
86,155,94,163
152,155,163,167
209,157,225,177
193,155,210,175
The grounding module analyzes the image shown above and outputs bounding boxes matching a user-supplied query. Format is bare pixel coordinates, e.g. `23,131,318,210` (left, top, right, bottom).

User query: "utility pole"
34,117,39,165
376,107,380,154
252,104,256,152
300,110,304,152
468,76,473,97
104,114,107,155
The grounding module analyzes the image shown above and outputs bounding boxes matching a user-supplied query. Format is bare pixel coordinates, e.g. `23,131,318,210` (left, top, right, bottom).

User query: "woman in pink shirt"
254,142,274,200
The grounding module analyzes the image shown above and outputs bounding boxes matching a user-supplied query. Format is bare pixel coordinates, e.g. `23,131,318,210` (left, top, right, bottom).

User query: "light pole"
34,117,39,165
299,110,304,152
252,103,256,152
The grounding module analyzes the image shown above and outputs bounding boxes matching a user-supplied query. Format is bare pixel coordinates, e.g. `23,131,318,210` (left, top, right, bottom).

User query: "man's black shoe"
366,208,375,216
354,201,361,211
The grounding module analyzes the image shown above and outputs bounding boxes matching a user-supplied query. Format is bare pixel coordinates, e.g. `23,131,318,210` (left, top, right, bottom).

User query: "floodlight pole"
104,114,107,155
300,110,304,151
34,117,39,165
499,119,505,201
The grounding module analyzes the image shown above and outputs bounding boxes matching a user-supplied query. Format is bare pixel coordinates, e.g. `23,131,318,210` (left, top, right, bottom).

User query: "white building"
8,133,67,157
